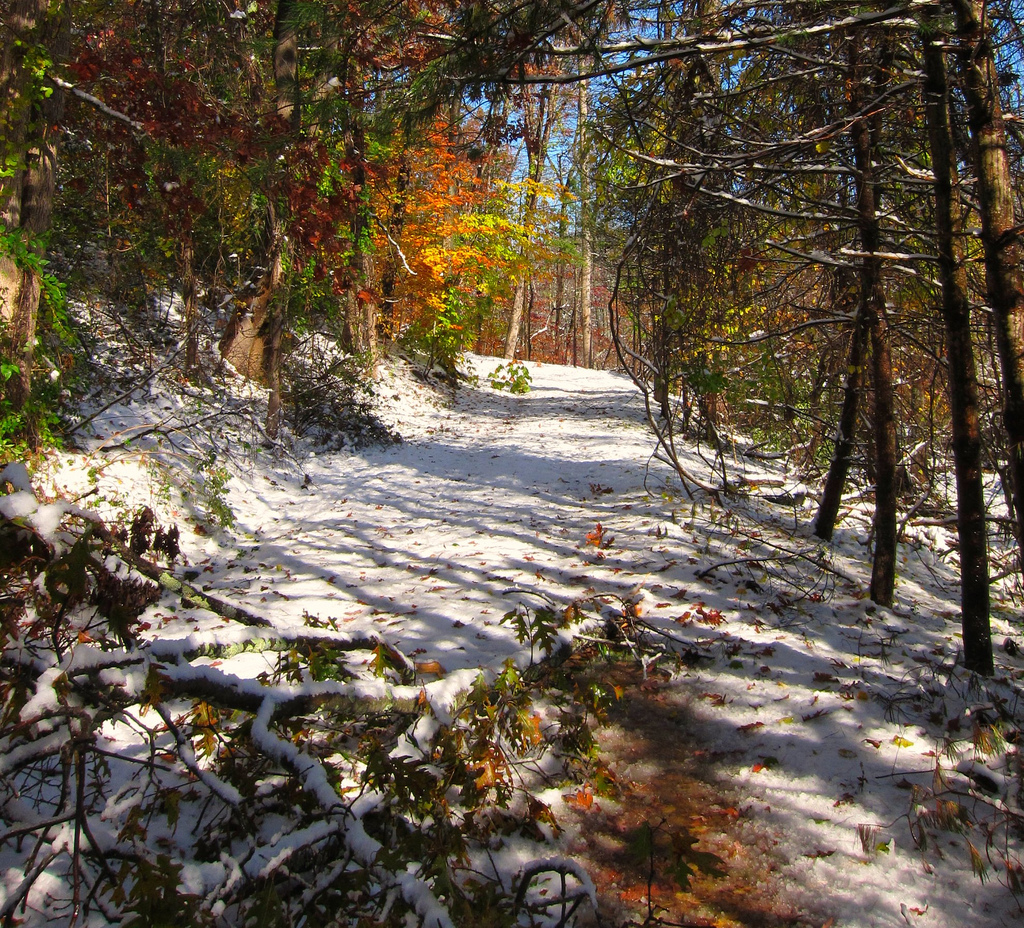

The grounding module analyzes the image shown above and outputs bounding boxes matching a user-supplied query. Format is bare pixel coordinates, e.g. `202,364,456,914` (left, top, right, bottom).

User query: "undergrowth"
489,362,532,395
907,702,1024,899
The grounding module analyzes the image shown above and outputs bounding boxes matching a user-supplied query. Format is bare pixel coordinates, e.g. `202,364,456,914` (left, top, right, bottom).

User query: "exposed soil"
560,659,832,928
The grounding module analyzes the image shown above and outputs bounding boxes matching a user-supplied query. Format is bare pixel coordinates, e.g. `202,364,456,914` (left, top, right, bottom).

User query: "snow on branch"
51,76,146,133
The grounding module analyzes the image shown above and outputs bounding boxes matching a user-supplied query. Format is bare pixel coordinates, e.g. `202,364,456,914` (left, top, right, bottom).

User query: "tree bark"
503,282,528,360
342,114,378,362
923,21,991,674
273,0,300,132
379,149,410,338
952,0,1024,571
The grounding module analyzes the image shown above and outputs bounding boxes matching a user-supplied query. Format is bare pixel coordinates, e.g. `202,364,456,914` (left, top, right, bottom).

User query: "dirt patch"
559,660,830,928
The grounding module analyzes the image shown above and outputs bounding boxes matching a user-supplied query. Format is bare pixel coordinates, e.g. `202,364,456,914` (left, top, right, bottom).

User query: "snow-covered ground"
3,318,1023,926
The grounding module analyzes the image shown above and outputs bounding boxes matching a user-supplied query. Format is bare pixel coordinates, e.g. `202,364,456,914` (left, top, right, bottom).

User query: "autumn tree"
388,113,530,373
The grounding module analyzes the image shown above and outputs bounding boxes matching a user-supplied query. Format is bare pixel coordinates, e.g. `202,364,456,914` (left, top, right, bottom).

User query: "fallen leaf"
564,787,595,810
618,886,648,904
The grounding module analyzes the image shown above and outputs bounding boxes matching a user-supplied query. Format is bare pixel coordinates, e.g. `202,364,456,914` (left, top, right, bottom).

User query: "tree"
503,81,555,360
577,79,593,368
0,0,69,446
952,0,1024,572
388,113,531,373
848,29,898,607
922,11,991,674
219,0,300,439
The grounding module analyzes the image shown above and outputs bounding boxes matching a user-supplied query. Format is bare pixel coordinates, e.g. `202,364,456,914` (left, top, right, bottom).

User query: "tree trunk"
866,270,897,608
343,115,378,362
0,0,68,445
952,0,1024,570
273,0,300,132
848,36,897,606
219,0,298,436
182,238,200,374
923,21,992,674
379,149,410,339
503,82,553,360
261,245,286,440
503,281,527,359
578,81,593,368
812,298,869,541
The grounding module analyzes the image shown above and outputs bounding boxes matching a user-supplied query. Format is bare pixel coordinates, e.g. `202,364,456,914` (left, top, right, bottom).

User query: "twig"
62,347,186,437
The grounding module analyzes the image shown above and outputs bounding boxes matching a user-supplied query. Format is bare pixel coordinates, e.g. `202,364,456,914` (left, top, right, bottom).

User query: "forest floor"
5,299,1024,926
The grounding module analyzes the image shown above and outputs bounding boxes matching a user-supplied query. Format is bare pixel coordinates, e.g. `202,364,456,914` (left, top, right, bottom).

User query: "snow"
0,490,37,522
3,331,1023,925
0,461,33,493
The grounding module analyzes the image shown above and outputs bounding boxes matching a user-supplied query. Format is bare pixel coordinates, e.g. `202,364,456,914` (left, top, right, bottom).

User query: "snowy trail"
197,357,670,674
26,349,1024,926
175,358,1020,928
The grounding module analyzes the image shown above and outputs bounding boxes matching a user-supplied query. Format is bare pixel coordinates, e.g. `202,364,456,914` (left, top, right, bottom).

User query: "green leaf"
370,640,408,680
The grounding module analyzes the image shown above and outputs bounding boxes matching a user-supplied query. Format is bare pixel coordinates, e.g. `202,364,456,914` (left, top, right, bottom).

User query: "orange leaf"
475,760,498,789
619,885,648,903
563,787,595,809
